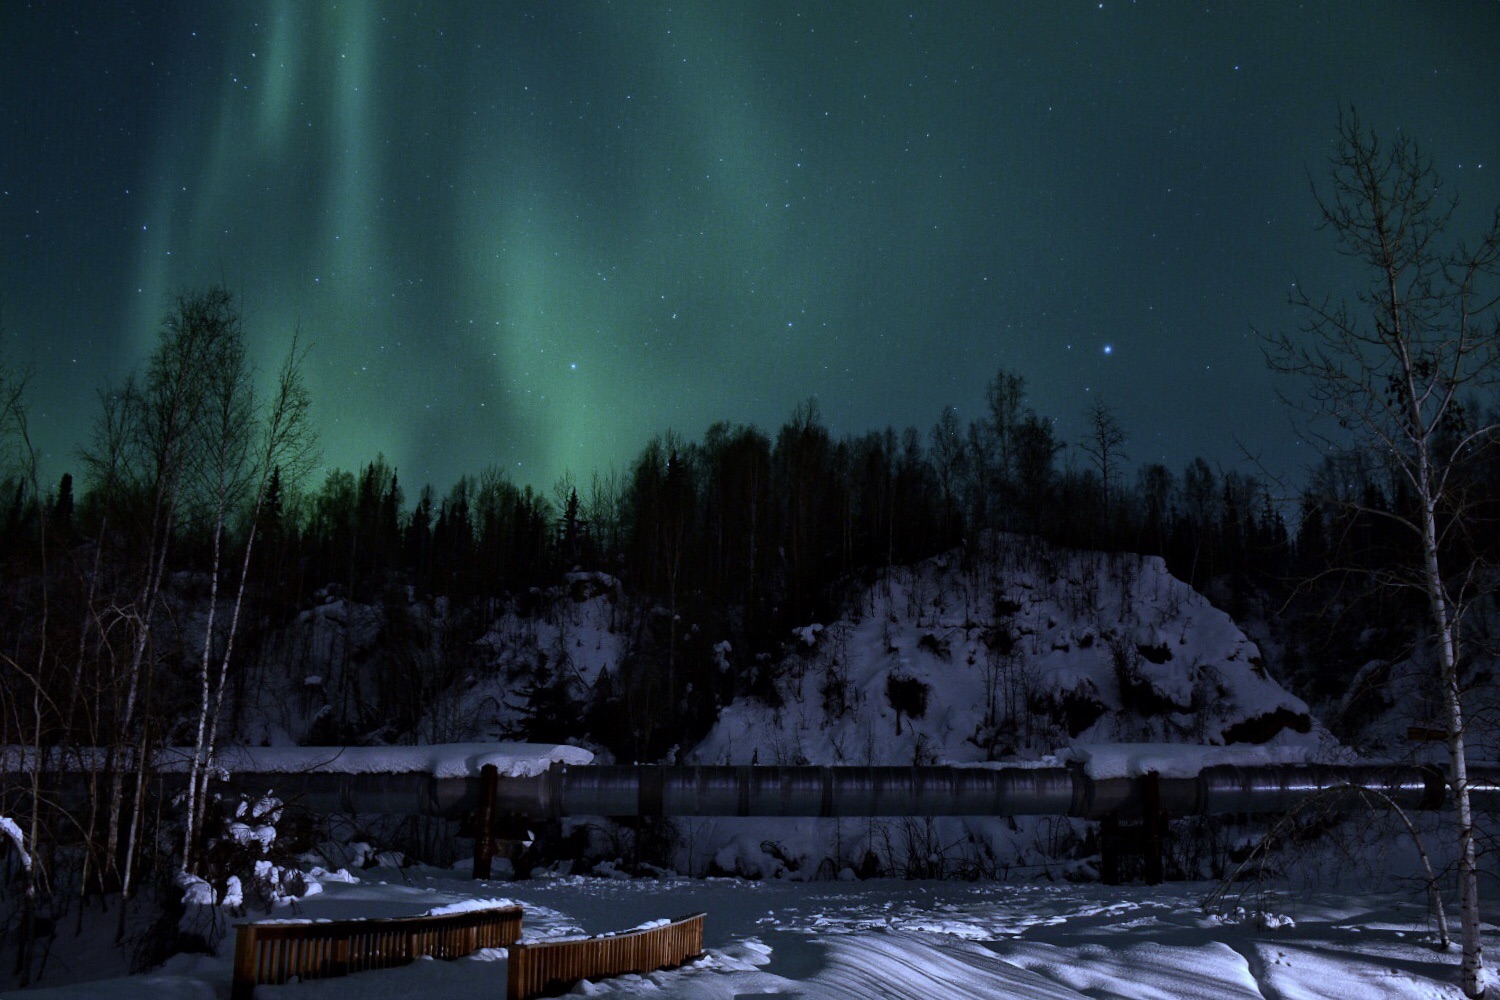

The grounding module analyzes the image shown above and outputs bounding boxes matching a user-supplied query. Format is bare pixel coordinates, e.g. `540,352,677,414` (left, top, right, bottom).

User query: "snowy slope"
691,536,1316,770
248,538,1315,767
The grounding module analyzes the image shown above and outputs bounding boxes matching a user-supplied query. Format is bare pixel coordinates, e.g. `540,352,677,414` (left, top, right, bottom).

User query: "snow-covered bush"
175,791,325,954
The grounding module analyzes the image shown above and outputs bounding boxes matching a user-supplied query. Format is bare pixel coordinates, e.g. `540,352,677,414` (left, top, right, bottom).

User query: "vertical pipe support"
1142,769,1164,885
474,763,498,880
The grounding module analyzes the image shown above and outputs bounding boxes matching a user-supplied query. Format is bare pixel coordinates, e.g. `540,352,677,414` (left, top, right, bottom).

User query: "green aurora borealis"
4,2,1500,493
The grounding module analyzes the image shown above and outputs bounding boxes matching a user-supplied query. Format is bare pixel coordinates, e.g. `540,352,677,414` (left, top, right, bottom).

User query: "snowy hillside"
690,536,1315,769
254,535,1317,766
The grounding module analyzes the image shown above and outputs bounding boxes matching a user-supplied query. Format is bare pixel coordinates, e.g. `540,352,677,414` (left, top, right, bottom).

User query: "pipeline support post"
474,763,499,880
1098,771,1165,885
1142,769,1163,886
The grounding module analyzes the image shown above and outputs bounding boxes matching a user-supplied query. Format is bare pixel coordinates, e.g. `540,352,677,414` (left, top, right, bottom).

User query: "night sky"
4,2,1499,496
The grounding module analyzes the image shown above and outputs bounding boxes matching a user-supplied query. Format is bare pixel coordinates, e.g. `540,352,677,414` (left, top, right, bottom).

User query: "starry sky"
4,2,1499,496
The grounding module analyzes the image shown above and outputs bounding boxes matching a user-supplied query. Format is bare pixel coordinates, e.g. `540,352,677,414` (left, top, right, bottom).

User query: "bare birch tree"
182,328,314,871
1264,110,1500,997
179,295,253,874
86,287,233,927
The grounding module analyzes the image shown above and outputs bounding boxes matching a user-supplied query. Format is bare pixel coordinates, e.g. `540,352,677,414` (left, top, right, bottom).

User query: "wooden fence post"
232,904,521,997
504,913,704,1000
231,923,259,1000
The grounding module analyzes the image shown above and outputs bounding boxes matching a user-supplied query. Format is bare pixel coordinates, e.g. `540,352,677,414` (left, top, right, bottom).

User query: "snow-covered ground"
16,863,1475,999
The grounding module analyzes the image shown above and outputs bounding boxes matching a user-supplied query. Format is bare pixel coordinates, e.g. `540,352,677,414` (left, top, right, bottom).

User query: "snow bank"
425,897,521,917
28,873,1466,999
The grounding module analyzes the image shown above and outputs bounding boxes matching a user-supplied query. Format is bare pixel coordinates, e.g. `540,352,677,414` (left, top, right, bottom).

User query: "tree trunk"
106,507,173,878
183,507,226,873
1423,501,1484,996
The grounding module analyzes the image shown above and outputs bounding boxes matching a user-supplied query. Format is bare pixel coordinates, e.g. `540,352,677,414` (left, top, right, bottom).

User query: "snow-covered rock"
690,536,1314,770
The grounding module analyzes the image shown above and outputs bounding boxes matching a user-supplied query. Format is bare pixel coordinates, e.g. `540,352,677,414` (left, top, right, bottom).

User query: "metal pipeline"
508,765,1081,819
488,761,1479,821
17,762,1490,822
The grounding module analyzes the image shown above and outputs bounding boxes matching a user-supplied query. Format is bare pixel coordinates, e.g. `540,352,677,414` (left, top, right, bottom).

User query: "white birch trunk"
182,504,226,873
1408,345,1484,995
105,502,174,873
1422,499,1485,996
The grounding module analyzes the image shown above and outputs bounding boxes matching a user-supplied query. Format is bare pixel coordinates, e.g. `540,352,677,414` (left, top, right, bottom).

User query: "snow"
175,873,215,907
0,814,31,870
221,876,244,909
17,865,1478,999
689,541,1315,776
424,897,521,917
0,742,593,778
213,741,594,778
1058,741,1322,779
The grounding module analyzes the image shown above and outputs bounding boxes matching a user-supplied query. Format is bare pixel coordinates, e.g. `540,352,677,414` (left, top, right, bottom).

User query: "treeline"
211,386,1298,625
6,308,1499,757
10,327,1500,754
205,375,1498,676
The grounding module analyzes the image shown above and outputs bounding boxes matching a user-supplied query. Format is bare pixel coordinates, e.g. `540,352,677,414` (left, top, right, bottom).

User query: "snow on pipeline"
210,740,595,778
15,866,1471,999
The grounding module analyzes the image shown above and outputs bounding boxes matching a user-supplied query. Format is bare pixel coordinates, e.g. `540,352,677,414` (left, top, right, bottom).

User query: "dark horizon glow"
4,2,1499,497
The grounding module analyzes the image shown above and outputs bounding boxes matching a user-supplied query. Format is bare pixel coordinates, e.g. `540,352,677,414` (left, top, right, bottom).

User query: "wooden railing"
506,912,705,1000
231,903,522,1000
